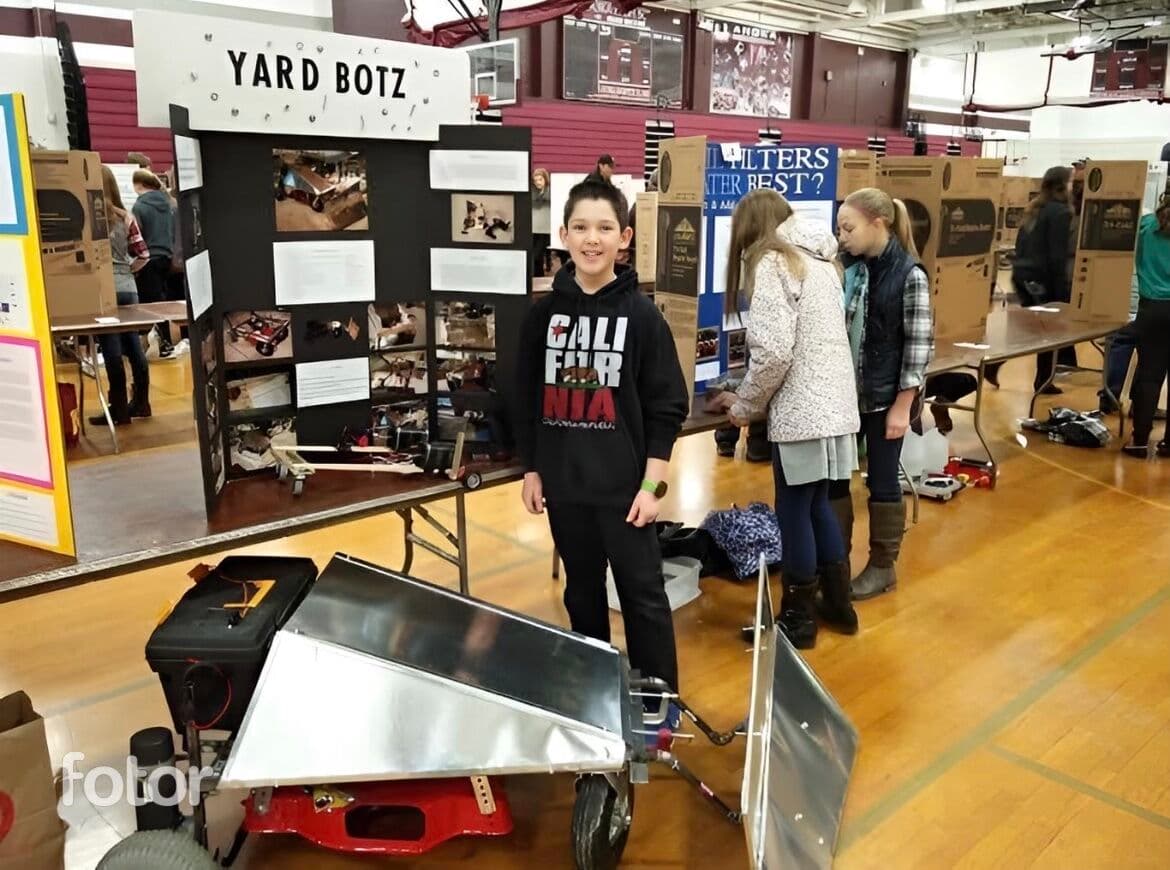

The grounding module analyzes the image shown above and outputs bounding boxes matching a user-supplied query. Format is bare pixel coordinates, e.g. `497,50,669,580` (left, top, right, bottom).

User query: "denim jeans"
97,289,149,408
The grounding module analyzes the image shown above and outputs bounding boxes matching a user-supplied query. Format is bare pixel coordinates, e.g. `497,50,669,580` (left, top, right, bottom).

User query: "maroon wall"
82,67,173,168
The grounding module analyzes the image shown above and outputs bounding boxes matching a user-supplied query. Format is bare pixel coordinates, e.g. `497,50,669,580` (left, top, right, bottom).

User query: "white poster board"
133,10,470,141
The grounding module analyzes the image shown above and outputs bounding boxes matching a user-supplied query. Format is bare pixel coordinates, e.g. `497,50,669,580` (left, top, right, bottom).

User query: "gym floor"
3,345,1169,869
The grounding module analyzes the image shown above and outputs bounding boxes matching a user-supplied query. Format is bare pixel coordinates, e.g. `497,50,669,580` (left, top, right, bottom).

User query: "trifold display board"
997,176,1041,249
703,142,839,383
837,150,877,202
878,157,1003,337
1071,160,1146,323
172,105,531,512
0,93,75,555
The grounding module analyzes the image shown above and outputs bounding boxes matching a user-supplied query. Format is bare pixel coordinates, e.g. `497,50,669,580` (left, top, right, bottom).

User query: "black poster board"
171,103,532,514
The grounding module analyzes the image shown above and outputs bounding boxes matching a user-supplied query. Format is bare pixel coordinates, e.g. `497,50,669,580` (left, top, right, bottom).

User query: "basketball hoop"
474,93,491,111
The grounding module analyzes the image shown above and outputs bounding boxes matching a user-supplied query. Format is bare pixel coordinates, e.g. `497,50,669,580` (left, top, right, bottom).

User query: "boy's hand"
626,490,661,528
521,472,544,514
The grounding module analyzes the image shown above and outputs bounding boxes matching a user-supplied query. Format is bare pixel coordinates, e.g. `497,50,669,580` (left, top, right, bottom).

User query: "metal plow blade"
742,557,859,870
218,553,630,789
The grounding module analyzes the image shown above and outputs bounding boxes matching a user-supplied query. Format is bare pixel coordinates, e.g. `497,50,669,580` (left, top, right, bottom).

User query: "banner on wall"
701,17,793,119
699,142,838,382
563,1,686,108
0,93,75,556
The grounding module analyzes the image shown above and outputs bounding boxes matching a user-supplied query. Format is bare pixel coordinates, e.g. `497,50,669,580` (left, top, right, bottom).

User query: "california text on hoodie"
514,263,689,507
132,190,175,260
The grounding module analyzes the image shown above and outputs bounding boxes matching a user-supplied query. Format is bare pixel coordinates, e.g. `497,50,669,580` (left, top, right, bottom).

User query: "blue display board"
697,142,839,386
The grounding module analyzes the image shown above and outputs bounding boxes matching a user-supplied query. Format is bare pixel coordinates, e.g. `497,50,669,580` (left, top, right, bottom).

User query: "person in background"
131,169,176,358
1123,192,1170,459
1012,166,1075,394
1100,274,1140,414
711,190,860,648
585,154,615,185
92,166,151,425
126,151,151,169
835,188,933,601
531,168,551,278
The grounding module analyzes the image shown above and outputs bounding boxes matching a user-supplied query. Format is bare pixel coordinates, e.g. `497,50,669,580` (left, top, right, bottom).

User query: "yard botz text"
227,50,407,99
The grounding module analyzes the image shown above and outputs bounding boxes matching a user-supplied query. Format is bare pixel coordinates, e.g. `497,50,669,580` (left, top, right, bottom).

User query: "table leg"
455,491,469,597
1028,355,1058,420
399,508,414,575
91,340,119,454
974,363,997,486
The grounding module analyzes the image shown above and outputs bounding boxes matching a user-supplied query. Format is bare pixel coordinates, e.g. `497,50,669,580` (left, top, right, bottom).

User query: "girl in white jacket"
712,189,861,648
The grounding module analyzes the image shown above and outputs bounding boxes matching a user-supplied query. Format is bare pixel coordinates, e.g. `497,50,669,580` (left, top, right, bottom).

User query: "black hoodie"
514,263,689,507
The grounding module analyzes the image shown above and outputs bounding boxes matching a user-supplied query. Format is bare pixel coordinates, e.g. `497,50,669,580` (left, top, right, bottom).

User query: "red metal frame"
242,778,513,855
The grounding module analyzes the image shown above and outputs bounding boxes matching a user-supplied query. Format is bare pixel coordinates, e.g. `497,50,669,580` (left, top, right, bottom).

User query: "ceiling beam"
810,0,1028,33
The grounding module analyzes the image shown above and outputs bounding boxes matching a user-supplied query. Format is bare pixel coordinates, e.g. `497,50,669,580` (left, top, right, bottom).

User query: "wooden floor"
3,346,1169,869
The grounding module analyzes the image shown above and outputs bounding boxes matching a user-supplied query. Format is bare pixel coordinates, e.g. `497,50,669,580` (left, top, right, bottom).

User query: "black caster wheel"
278,464,288,481
258,342,275,357
464,471,483,491
571,774,633,870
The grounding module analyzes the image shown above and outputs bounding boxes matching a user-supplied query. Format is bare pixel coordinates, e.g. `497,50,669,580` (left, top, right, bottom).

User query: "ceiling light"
1071,34,1093,47
1145,19,1164,27
922,0,946,11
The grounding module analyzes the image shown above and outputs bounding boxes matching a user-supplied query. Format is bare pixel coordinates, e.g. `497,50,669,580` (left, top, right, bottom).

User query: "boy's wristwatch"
641,479,668,499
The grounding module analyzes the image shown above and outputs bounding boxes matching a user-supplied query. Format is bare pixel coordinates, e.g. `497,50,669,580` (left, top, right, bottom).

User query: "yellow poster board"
0,93,75,555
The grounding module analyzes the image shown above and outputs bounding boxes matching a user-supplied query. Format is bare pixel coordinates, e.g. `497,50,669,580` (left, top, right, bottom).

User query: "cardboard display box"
31,150,117,319
878,156,1003,336
634,191,659,280
838,150,877,201
997,176,1041,248
1071,160,1146,323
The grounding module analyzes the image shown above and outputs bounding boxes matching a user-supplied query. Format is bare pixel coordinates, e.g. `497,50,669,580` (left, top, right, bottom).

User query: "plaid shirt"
899,266,934,394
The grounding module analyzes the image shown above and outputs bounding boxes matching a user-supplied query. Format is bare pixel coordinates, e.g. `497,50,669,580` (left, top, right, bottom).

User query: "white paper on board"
109,164,139,209
430,248,527,295
94,317,121,325
720,143,743,163
430,150,529,191
696,360,723,382
273,240,376,306
295,357,370,408
175,135,204,191
0,488,58,549
0,338,52,488
187,250,214,320
0,239,32,334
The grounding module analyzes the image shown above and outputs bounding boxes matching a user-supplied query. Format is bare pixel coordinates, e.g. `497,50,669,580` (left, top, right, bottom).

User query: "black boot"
817,561,858,634
778,573,818,649
128,383,152,418
90,395,131,426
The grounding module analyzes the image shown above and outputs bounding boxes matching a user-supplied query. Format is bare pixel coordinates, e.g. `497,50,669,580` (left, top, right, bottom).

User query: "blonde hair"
843,187,919,259
724,189,804,316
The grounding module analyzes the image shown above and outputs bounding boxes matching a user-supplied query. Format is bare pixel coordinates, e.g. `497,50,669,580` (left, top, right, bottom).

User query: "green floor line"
988,744,1170,831
838,582,1170,852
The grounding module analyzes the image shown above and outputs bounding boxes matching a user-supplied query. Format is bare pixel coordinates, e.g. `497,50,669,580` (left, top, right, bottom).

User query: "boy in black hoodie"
515,180,689,701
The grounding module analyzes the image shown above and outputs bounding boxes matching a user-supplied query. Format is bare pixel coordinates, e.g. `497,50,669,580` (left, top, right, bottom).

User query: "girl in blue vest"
833,188,934,600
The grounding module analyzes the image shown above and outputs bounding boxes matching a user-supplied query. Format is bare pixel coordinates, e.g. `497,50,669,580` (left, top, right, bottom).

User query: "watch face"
655,481,668,499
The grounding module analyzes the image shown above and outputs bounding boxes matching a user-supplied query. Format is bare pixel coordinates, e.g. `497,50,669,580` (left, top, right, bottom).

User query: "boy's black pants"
547,502,679,693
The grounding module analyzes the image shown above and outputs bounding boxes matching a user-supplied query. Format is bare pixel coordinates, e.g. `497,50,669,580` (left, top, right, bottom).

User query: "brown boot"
851,500,906,600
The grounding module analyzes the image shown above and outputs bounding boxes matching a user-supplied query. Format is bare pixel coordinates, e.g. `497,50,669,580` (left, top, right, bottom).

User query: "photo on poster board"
200,329,217,376
450,194,514,244
273,149,368,232
229,418,294,474
205,381,220,431
370,350,428,397
727,328,746,368
223,310,293,362
209,435,225,492
706,19,793,118
439,398,499,447
188,192,205,252
371,398,429,451
436,349,496,393
435,301,495,350
697,327,719,364
226,370,293,412
300,314,364,360
369,303,426,350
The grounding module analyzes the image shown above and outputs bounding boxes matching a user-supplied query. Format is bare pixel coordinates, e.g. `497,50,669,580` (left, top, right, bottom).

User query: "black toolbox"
146,555,318,737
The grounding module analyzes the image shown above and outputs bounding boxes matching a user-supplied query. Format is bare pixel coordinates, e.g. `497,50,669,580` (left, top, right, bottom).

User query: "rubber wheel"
97,830,218,870
277,464,288,480
464,471,483,491
571,775,633,870
312,197,325,212
292,478,304,496
258,342,275,357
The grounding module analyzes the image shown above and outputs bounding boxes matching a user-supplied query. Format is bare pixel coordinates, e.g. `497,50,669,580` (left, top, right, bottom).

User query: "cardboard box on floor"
997,176,1041,248
655,136,707,398
1071,160,1146,323
878,156,1003,336
0,691,66,870
31,150,117,320
837,150,877,201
